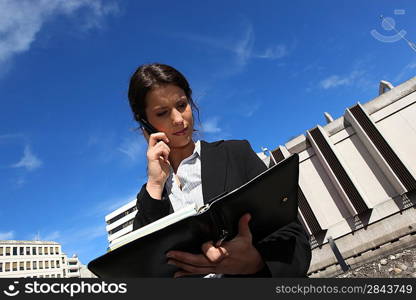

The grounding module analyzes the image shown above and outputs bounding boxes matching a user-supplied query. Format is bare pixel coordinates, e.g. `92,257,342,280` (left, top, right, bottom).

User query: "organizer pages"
108,203,198,251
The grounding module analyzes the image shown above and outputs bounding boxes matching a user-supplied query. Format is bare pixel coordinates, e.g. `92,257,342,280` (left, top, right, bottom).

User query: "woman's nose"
171,109,184,125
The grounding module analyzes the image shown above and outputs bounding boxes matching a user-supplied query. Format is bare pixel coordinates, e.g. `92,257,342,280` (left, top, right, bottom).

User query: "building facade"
105,199,137,247
0,240,83,278
268,77,416,277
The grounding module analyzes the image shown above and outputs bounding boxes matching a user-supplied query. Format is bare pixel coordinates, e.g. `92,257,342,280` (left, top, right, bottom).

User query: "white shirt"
165,140,204,212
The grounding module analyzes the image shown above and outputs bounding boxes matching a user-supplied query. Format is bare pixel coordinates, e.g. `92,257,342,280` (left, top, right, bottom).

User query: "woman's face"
144,84,194,148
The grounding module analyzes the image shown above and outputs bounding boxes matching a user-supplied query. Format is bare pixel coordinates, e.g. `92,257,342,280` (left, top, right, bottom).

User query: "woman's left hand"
166,213,265,277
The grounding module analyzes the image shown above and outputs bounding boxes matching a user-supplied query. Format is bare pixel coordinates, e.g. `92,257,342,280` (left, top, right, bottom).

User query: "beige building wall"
270,77,416,277
0,241,84,278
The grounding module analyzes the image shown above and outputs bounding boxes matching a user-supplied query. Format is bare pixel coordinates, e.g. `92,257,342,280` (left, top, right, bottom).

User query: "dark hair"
127,63,200,125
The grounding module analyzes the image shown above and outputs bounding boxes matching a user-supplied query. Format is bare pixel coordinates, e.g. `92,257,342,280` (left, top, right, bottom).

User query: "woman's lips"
173,128,187,135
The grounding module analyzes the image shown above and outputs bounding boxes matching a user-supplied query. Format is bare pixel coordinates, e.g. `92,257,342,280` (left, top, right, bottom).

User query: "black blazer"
133,139,311,277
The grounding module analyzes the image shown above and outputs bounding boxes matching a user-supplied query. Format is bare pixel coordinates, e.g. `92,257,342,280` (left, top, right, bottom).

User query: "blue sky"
1,0,415,265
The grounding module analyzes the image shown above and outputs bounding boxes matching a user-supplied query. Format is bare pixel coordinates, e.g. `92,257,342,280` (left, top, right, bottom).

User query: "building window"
5,262,10,272
32,247,36,255
57,274,61,278
44,247,48,255
6,247,11,256
39,247,43,255
56,260,60,268
19,247,24,255
55,247,59,255
50,247,53,254
33,261,37,270
0,247,3,256
39,261,43,269
12,262,17,271
51,274,55,278
45,261,49,269
62,257,65,264
0,262,2,272
45,275,49,278
26,247,30,255
51,261,55,268
12,247,17,255
19,262,24,271
26,261,31,270
63,269,66,277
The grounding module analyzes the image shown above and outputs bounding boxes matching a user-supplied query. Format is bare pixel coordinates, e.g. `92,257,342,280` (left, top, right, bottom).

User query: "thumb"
237,213,252,240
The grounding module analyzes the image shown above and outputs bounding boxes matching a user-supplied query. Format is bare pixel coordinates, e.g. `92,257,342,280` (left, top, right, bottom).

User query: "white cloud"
255,45,288,60
320,70,365,89
0,133,25,143
320,75,351,89
87,191,138,218
0,231,14,240
118,137,145,162
394,61,416,83
32,226,106,244
63,225,107,245
0,0,119,65
239,101,261,117
202,117,222,133
234,24,255,67
31,230,60,241
177,21,290,72
11,145,43,171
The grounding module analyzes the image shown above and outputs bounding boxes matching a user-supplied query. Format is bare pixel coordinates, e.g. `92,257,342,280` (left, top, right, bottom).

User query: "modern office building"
268,77,416,277
0,240,83,278
105,199,137,246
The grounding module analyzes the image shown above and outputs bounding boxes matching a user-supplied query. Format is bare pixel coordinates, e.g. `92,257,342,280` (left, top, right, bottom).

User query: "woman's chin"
170,135,193,149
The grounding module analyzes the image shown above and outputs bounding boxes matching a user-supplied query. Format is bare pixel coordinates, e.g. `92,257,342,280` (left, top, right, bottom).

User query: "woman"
128,63,311,277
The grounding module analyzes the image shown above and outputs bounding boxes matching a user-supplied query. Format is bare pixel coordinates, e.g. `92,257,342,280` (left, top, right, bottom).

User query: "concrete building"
105,199,137,247
267,77,416,277
0,240,83,278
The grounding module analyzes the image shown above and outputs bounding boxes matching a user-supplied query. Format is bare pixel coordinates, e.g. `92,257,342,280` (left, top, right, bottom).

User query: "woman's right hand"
145,132,171,199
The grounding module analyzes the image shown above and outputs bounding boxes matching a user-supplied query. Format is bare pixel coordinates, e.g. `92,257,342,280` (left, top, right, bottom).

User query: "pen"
215,230,228,247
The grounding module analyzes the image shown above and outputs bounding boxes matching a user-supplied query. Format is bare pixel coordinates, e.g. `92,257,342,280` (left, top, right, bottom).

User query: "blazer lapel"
200,140,228,204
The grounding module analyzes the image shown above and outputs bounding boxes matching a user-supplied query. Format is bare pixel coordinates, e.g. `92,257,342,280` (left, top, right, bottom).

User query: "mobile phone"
139,118,158,135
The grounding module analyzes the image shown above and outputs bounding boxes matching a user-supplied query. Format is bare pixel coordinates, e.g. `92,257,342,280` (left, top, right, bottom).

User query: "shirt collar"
194,140,201,157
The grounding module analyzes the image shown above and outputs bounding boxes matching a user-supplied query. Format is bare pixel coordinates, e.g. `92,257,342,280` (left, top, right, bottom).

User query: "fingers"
166,251,216,267
167,259,216,276
201,241,228,263
153,141,171,163
148,132,169,147
237,213,252,241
